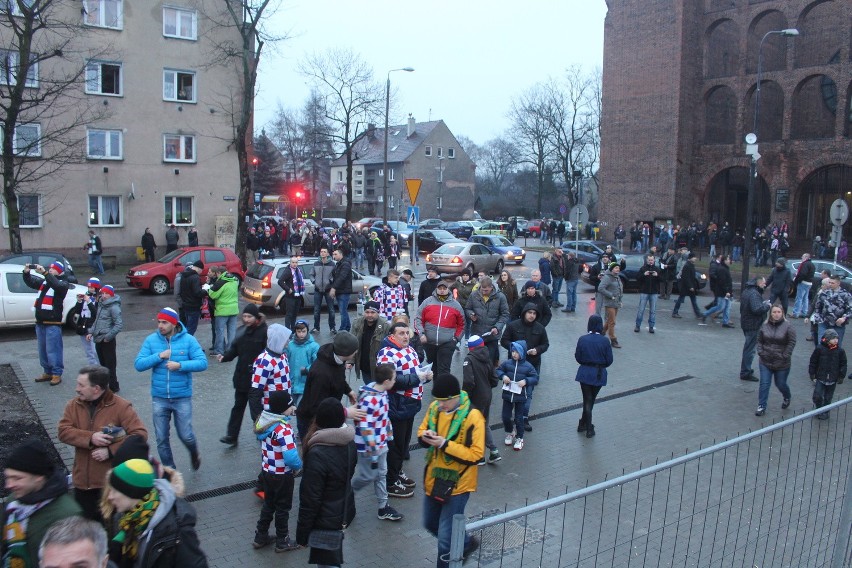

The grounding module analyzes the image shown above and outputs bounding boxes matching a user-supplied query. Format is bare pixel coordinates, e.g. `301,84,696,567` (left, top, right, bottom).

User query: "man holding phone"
635,254,661,333
23,262,71,385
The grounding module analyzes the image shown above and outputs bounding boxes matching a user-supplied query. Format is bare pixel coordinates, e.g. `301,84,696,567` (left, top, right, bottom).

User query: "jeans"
335,293,351,331
423,492,472,568
551,277,563,305
313,291,336,330
503,399,526,439
36,324,64,376
352,448,388,508
703,296,731,324
635,293,657,329
813,381,837,413
565,279,578,311
792,283,811,317
152,396,198,469
354,247,365,270
733,246,742,262
818,323,846,346
80,335,99,365
758,364,791,409
740,329,759,378
257,471,295,538
88,254,104,274
214,315,238,354
183,310,201,336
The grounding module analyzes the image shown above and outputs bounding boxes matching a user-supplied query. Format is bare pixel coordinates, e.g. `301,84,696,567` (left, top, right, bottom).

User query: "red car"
527,219,544,238
126,247,245,295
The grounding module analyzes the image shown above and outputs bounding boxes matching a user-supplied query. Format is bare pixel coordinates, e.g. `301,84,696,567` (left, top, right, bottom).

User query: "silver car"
426,243,505,275
240,256,382,312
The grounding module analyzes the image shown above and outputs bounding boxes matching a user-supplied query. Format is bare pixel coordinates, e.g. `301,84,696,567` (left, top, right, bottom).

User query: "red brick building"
599,0,852,242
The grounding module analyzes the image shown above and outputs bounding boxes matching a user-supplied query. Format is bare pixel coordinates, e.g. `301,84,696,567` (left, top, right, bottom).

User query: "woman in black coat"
296,398,357,567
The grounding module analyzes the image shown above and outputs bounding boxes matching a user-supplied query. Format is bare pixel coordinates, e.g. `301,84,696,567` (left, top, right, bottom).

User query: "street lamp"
740,28,798,292
382,67,414,224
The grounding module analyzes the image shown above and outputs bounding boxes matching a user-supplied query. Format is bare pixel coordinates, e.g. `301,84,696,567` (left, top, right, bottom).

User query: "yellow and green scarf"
113,488,160,561
425,391,471,467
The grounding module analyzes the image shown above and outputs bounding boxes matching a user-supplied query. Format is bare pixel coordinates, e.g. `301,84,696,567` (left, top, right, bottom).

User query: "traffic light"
251,157,259,171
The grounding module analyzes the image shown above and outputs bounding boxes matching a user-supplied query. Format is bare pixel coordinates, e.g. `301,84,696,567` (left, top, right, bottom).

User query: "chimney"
366,123,376,138
407,115,415,138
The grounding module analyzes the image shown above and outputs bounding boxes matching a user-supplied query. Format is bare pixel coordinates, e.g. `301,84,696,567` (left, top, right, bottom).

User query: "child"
352,364,404,520
249,323,292,421
498,340,538,451
286,320,319,410
253,390,302,552
72,277,101,364
809,329,847,420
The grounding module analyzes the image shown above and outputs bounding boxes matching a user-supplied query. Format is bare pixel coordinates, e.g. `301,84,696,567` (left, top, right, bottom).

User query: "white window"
163,6,197,40
88,195,121,226
2,194,41,228
163,134,195,162
425,145,432,157
85,61,121,95
4,0,35,16
0,50,37,87
87,129,122,159
355,179,362,186
437,147,443,158
388,168,395,182
163,69,195,102
4,123,41,156
448,147,456,158
164,196,193,225
336,171,343,182
83,0,122,29
355,169,362,177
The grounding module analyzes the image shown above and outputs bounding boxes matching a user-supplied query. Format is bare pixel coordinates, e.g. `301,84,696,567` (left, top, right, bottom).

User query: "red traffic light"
295,191,303,200
251,157,259,165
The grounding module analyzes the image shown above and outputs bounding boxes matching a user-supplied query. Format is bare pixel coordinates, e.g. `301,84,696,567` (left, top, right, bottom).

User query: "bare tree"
268,104,308,182
1,0,110,253
508,84,557,217
479,137,519,196
582,67,603,190
299,48,383,220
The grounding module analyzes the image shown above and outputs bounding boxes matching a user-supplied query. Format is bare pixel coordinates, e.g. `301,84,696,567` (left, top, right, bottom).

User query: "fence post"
831,452,852,568
448,513,466,568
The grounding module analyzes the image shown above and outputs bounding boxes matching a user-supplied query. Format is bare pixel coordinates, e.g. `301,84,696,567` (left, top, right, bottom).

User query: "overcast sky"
254,1,608,146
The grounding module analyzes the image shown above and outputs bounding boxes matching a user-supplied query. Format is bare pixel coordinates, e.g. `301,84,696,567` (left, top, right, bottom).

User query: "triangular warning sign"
405,179,422,205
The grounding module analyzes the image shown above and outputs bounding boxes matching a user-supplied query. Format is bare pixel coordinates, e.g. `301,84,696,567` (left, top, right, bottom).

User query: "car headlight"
504,252,513,258
519,249,526,255
133,270,148,276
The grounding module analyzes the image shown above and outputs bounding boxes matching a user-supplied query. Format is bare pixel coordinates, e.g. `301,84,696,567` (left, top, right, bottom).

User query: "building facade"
329,118,476,221
599,0,852,242
0,0,243,260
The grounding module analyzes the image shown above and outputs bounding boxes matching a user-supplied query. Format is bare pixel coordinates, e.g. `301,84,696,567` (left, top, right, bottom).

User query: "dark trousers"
226,389,249,438
813,381,837,414
283,295,301,331
144,248,156,262
257,471,295,538
387,416,414,485
769,290,789,314
183,309,201,335
424,341,456,377
95,339,119,391
579,383,603,427
74,488,103,523
673,291,701,317
502,399,526,439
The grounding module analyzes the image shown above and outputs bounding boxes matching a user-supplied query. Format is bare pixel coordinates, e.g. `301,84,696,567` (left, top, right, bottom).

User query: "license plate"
513,256,523,260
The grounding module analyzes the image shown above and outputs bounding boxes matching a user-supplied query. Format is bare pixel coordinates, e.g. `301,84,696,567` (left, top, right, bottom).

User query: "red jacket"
415,293,464,345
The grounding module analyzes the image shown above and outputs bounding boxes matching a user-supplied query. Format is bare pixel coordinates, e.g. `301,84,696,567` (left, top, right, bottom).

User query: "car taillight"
451,256,462,264
426,254,432,262
261,273,271,289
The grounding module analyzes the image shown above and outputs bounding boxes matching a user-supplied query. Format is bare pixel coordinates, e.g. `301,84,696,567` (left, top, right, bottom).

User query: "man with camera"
58,364,147,522
24,262,71,385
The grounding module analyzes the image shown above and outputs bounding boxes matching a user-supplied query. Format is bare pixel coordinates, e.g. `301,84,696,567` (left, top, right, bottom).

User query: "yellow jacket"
417,402,484,496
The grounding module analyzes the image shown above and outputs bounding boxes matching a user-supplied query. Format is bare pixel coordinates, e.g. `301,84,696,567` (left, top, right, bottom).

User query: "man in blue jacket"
134,307,208,470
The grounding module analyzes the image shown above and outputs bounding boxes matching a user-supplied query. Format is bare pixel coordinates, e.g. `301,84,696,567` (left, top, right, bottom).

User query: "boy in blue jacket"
286,320,319,409
498,341,538,451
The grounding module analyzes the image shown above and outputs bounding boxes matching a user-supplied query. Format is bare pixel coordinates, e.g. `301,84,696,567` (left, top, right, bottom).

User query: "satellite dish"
745,133,757,144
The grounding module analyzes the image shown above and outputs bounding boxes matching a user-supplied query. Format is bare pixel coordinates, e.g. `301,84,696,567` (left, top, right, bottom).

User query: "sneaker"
513,438,524,451
330,329,337,335
504,432,514,446
740,374,759,382
252,532,273,549
698,317,707,326
274,536,300,553
49,375,62,386
378,505,404,521
387,480,414,498
816,412,829,420
487,449,502,463
476,457,486,466
782,398,791,409
755,406,766,416
397,470,416,488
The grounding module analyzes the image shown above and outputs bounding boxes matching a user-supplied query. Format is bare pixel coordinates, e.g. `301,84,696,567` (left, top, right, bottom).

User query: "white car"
0,265,86,328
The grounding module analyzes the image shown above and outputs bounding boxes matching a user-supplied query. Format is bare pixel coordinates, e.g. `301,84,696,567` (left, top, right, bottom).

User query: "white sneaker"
513,438,524,451
504,433,514,446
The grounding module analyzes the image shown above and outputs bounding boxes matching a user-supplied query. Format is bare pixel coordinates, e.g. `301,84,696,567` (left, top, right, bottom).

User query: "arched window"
705,86,738,144
791,75,837,139
744,80,785,141
705,19,740,78
746,11,790,73
795,165,852,239
707,167,770,230
795,0,843,69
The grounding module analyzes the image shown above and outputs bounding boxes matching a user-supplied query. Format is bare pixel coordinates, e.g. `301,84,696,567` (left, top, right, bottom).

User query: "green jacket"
207,273,239,316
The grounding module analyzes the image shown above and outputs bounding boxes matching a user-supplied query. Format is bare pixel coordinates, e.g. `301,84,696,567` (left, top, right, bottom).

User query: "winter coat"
793,259,815,286
757,318,796,371
58,390,148,491
377,336,424,421
207,273,239,316
329,256,353,294
165,227,179,247
710,263,733,297
636,263,661,295
466,288,510,343
287,335,319,395
812,288,852,326
450,277,476,307
277,265,307,299
677,261,699,291
565,256,580,281
296,425,357,566
418,277,441,306
765,265,793,297
351,314,390,381
497,278,518,308
550,254,566,279
417,401,484,496
142,232,157,251
809,343,848,385
23,269,69,324
311,258,335,292
740,278,770,332
134,324,208,399
462,345,494,413
511,292,552,326
221,321,268,391
575,315,614,387
296,343,354,426
178,268,203,311
73,294,98,336
537,257,552,285
599,271,623,309
91,295,123,343
415,291,465,345
497,341,539,402
501,307,549,370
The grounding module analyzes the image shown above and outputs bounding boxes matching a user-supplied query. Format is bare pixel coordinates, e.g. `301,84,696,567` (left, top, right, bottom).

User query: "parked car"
410,229,463,253
579,253,707,292
0,265,86,328
790,260,852,292
426,243,505,275
126,246,245,295
418,218,445,230
561,240,620,265
321,218,347,230
526,219,544,238
372,220,414,241
458,220,483,232
355,217,383,230
240,256,382,311
0,251,78,283
441,221,474,240
468,235,526,265
474,221,511,237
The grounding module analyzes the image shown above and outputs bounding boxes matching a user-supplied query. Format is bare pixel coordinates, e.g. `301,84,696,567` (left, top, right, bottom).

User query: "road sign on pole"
405,179,422,206
831,199,849,227
407,206,420,229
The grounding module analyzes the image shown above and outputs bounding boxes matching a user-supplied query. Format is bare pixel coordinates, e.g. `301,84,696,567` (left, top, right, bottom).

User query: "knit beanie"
467,335,484,349
110,459,155,499
87,277,101,289
49,261,65,274
111,434,150,467
822,329,839,343
523,280,536,290
268,390,294,415
5,439,54,476
333,331,359,357
432,373,461,400
192,260,204,269
242,303,260,318
364,301,380,313
315,397,346,429
157,307,179,325
100,284,115,297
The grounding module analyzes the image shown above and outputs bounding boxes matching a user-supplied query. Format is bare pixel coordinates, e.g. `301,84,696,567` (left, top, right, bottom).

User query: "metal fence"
449,397,852,567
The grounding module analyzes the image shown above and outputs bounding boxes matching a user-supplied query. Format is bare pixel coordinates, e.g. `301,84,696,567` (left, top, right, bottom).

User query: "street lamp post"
740,28,798,292
382,67,414,224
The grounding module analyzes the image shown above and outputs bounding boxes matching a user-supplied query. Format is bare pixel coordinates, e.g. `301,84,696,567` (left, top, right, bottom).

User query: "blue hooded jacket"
574,315,614,387
286,330,319,395
497,340,538,402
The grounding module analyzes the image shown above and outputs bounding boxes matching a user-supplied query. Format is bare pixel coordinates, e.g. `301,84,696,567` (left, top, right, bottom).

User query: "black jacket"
418,277,440,306
220,321,268,391
277,265,306,298
711,263,733,297
740,278,770,332
809,343,847,385
678,261,699,291
793,259,815,286
73,295,98,336
329,257,353,294
296,343,354,425
178,268,203,311
462,346,494,413
636,263,661,295
23,270,69,324
141,232,157,250
510,293,552,326
501,310,549,370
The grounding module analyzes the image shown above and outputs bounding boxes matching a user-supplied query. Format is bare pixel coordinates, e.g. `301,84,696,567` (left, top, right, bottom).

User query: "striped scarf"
293,267,305,295
113,488,160,562
2,499,51,568
36,281,56,311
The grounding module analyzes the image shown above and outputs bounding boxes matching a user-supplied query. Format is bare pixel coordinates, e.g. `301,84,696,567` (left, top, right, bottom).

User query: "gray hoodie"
266,323,292,355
